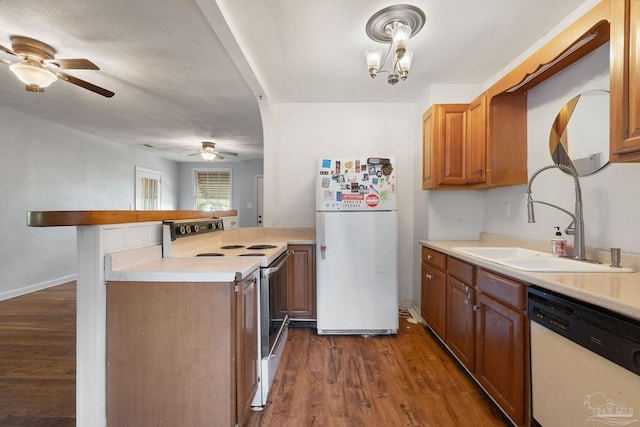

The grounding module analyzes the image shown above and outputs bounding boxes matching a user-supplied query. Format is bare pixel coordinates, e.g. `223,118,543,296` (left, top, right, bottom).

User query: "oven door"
260,250,292,358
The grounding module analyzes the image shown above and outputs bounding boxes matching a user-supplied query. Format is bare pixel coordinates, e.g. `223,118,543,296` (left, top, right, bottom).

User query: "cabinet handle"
426,274,433,280
427,254,432,260
472,305,479,312
475,168,483,175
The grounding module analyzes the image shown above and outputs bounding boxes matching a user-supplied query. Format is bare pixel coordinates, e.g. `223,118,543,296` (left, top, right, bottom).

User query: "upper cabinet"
422,92,527,190
610,0,640,162
422,1,613,190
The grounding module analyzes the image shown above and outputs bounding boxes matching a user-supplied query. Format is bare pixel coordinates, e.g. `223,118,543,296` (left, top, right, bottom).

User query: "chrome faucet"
526,164,586,260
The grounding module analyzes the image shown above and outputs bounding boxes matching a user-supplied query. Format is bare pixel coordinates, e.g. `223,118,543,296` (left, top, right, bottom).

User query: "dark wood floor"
0,283,508,427
0,283,76,427
247,322,508,427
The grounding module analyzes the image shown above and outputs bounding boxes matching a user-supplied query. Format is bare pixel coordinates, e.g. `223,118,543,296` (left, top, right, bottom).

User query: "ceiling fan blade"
217,151,238,156
0,43,19,57
56,72,114,98
188,152,202,156
44,58,99,70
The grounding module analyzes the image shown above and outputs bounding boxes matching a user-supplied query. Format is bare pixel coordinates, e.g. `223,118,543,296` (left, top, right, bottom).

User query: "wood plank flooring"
0,283,508,426
0,283,76,427
247,322,509,427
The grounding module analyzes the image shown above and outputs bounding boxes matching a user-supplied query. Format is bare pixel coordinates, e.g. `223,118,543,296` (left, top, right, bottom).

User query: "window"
195,169,232,211
135,166,162,210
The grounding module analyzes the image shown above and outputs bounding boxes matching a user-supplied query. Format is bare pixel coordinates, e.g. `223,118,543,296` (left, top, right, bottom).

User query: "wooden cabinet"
466,94,487,185
475,269,526,426
105,273,259,427
421,262,447,339
287,244,316,320
445,257,476,371
421,94,527,190
611,0,640,162
419,246,528,426
420,246,447,339
237,276,259,426
422,104,467,189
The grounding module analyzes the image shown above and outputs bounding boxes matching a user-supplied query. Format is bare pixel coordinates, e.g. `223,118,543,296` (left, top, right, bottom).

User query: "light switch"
247,202,253,209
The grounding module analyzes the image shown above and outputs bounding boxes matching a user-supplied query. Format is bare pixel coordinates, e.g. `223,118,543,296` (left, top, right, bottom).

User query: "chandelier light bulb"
398,50,414,80
391,23,412,54
364,47,383,78
9,60,57,88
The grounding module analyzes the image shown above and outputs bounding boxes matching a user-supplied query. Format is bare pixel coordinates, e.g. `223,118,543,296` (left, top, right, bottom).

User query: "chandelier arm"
378,43,394,72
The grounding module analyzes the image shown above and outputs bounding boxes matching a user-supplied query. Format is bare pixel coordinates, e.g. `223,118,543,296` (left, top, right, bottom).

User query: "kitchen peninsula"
26,210,314,427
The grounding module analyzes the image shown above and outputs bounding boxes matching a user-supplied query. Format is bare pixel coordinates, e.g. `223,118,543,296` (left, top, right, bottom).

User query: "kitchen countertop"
420,238,640,321
105,246,261,282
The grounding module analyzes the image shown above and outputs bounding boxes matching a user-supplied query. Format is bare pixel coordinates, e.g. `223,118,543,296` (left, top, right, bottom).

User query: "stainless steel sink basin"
452,247,633,273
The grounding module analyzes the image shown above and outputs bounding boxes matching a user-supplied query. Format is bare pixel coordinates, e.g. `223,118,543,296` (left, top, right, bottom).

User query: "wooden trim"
488,0,611,98
27,210,238,227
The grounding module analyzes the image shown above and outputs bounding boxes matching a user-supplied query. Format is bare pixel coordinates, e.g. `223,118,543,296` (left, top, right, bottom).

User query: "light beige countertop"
420,235,640,321
105,246,261,282
219,227,316,245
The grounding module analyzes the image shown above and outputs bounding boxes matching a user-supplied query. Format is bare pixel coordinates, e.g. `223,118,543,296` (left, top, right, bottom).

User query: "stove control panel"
163,218,224,241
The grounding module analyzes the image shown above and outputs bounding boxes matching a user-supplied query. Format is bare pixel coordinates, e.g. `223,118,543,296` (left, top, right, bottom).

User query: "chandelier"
364,4,425,85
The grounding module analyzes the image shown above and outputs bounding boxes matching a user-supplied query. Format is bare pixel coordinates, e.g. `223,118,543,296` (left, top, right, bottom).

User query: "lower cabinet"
105,273,259,427
420,247,528,427
287,244,316,320
420,261,447,339
446,275,476,371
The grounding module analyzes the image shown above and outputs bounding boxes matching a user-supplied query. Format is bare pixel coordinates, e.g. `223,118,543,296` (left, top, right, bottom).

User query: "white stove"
162,218,291,408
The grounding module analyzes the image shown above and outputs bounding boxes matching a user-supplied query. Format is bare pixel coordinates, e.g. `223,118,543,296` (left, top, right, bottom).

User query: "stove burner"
247,244,277,250
196,252,225,257
221,244,245,249
239,253,266,257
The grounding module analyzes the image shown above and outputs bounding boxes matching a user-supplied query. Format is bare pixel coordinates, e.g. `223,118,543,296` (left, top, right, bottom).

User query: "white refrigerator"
315,156,398,335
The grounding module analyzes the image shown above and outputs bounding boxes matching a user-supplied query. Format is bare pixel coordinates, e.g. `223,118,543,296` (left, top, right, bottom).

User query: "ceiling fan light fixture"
9,60,57,88
201,151,216,161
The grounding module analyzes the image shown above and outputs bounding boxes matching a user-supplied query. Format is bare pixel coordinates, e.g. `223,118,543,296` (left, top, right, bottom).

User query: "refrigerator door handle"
319,212,326,259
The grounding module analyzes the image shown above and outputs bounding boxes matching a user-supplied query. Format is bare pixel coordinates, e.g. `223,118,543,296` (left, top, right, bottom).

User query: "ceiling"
0,0,587,163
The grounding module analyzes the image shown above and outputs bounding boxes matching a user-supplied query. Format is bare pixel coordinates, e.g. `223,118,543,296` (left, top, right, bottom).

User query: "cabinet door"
420,262,447,339
422,104,468,189
438,105,468,185
466,95,487,185
446,276,475,371
287,244,316,320
422,107,435,189
237,275,259,426
475,292,525,426
611,0,640,161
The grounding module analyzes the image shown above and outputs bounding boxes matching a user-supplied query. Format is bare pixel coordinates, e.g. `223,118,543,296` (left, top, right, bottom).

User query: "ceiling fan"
190,141,239,161
0,36,114,97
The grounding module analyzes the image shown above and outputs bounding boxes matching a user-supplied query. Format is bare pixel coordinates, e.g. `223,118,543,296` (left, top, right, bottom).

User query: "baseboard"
0,274,77,302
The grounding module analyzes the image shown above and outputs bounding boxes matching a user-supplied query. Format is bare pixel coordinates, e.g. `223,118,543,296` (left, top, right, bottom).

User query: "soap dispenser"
551,226,567,257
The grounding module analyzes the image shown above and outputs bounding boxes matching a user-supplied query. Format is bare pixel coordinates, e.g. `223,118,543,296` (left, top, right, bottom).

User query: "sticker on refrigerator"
321,177,330,188
322,159,331,168
366,194,379,207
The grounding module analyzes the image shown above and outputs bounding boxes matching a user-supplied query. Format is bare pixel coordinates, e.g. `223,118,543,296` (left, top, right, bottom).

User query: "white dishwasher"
528,286,640,427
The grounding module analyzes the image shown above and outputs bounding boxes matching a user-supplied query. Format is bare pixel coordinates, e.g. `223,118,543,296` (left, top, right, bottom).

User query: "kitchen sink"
452,247,633,273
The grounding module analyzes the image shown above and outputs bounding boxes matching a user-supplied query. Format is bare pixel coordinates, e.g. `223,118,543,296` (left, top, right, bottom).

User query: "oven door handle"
263,250,293,278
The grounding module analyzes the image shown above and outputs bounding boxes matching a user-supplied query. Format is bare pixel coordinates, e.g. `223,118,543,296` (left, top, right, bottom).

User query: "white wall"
176,158,263,227
0,105,179,300
484,43,640,255
266,103,416,301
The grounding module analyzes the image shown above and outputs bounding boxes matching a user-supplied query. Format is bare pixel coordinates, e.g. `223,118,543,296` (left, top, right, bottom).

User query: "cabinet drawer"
476,269,525,310
421,246,446,270
448,257,474,285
